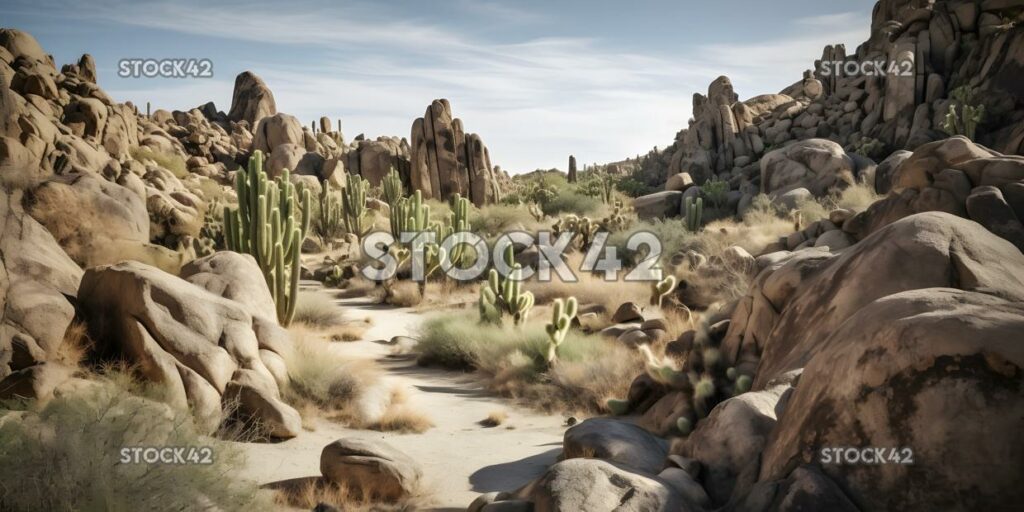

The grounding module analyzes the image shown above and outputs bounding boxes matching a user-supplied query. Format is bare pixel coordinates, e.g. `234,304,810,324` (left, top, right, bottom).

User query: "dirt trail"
238,286,567,511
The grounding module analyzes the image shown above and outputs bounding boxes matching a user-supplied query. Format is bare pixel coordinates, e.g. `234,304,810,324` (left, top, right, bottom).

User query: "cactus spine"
382,167,404,208
545,297,578,364
224,150,310,326
684,196,703,232
316,183,344,240
342,174,370,240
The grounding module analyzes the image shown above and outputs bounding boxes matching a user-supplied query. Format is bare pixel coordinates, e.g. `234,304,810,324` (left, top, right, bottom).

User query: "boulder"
320,438,423,502
965,185,1024,252
179,252,278,321
873,149,912,194
634,191,682,220
409,99,499,205
760,289,1024,511
611,302,644,323
760,139,855,196
727,464,858,512
664,173,695,192
253,113,303,153
77,261,297,436
227,71,276,127
515,458,686,512
563,418,669,474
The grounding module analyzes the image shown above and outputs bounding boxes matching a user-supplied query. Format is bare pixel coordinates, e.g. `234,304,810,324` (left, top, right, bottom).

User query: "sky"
6,0,875,173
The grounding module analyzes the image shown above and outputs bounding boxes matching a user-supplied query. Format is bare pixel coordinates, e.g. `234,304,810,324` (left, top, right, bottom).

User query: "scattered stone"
320,438,423,502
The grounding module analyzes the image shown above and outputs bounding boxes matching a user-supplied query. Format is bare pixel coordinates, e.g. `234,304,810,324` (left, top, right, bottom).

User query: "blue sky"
6,0,875,172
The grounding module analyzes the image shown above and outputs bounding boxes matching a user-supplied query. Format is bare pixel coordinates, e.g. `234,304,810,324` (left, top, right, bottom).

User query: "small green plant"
599,173,615,204
942,85,985,140
683,196,703,232
650,274,677,307
382,167,404,208
479,245,535,326
545,296,578,364
342,174,370,240
528,203,545,222
224,151,311,326
701,178,729,209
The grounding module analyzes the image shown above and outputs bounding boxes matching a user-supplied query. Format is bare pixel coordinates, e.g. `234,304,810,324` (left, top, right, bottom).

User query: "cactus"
650,275,677,307
600,200,629,232
599,173,615,204
382,167,404,208
316,183,344,241
479,245,534,325
342,174,370,240
545,297,578,364
606,398,630,416
683,196,703,232
528,203,544,222
445,193,471,268
942,86,985,140
676,417,693,435
224,150,311,326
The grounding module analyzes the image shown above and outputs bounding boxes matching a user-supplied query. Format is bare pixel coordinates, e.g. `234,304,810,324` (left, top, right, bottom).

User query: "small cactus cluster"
342,174,370,240
599,172,615,204
606,335,752,435
479,245,535,325
194,198,225,257
545,297,578,364
223,151,311,326
316,184,344,241
442,193,471,268
683,196,703,232
553,214,600,249
389,190,448,300
599,199,629,231
942,85,985,140
528,203,545,222
650,274,677,308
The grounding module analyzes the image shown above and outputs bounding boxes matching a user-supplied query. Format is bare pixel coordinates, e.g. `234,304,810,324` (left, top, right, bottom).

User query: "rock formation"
227,71,277,128
567,154,577,183
410,99,500,206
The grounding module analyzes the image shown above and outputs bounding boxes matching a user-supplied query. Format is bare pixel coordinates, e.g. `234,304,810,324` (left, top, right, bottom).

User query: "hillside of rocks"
625,0,1023,225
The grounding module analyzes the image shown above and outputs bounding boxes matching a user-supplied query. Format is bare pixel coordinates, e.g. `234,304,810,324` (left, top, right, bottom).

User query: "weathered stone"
227,71,276,127
320,438,423,502
634,191,682,220
563,418,669,474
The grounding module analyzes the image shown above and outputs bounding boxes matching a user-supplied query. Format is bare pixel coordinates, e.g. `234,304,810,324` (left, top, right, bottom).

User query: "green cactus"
545,297,578,364
676,417,693,435
478,245,534,325
224,150,311,326
683,196,703,232
342,174,370,240
599,172,615,204
445,194,471,268
600,200,629,232
316,183,344,241
650,275,677,307
606,398,630,416
942,86,985,140
382,167,404,208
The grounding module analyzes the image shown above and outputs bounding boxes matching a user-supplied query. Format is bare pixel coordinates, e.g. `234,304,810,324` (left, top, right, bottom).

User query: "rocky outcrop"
227,71,276,128
759,139,856,196
562,418,669,475
410,99,500,206
77,260,299,437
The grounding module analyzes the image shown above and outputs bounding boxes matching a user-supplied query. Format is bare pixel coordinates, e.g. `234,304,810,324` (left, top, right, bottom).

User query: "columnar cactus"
545,296,578,364
317,183,344,240
942,85,985,140
528,203,544,222
382,167,404,208
445,193,470,268
684,196,703,232
600,173,615,204
342,174,370,240
650,274,677,307
223,150,311,326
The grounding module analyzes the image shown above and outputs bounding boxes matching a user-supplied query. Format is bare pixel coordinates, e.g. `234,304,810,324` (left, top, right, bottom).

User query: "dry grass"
479,410,508,427
525,255,650,316
415,312,644,414
371,405,435,433
293,291,348,328
835,181,881,211
56,320,93,367
130,146,187,178
272,478,428,511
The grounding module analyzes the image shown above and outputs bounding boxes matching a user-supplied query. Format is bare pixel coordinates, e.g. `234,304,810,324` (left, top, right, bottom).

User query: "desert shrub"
541,191,602,217
615,176,658,197
793,196,830,226
701,177,730,209
130,146,187,179
469,204,543,236
293,292,348,328
0,382,266,511
415,312,642,413
834,181,880,212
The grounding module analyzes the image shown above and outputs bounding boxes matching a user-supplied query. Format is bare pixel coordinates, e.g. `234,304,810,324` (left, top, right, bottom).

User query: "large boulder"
515,458,687,512
760,139,856,196
634,191,682,220
562,418,669,475
77,261,298,437
25,172,151,268
179,252,278,321
320,438,423,502
725,464,858,512
723,212,1024,388
0,191,81,378
252,113,303,154
227,71,276,127
760,289,1024,511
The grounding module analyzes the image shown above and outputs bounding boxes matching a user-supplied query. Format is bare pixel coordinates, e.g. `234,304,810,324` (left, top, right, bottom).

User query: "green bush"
541,191,602,217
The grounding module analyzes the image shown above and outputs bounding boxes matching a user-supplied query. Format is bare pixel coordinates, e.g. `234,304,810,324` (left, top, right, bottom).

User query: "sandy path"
238,285,567,510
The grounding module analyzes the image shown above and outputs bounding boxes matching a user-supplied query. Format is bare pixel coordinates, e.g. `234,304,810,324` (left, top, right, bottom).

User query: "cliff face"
636,0,1024,189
